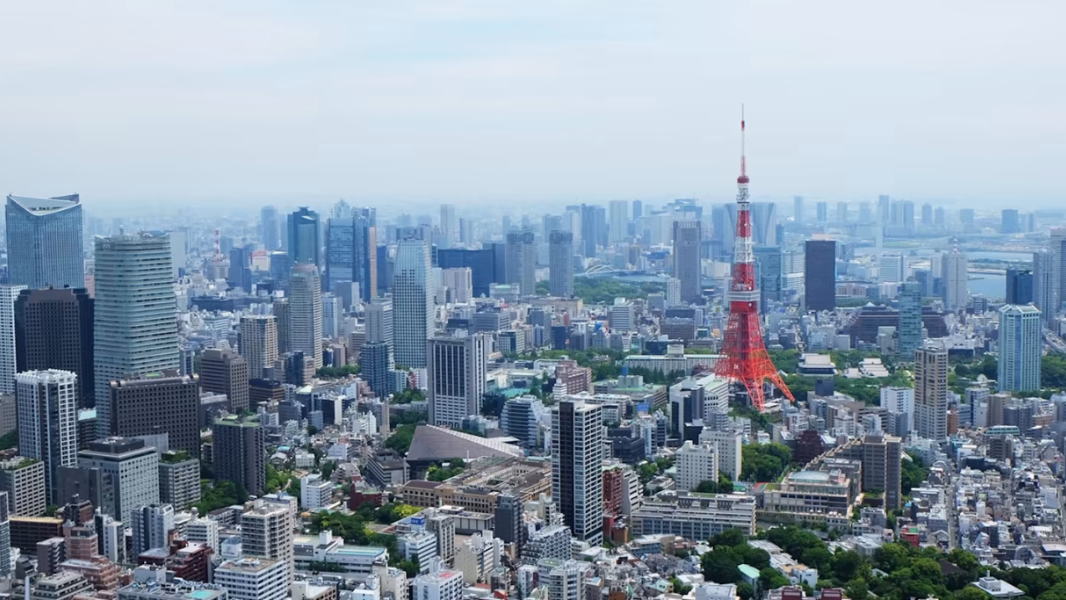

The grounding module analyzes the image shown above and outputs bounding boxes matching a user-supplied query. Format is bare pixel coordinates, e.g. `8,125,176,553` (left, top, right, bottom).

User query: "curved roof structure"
406,425,522,462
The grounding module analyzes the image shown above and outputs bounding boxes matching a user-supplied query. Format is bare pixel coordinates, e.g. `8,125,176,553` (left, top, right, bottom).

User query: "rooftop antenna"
739,105,748,183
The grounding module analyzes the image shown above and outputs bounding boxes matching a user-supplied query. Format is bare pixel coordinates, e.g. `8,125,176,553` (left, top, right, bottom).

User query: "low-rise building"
631,492,756,540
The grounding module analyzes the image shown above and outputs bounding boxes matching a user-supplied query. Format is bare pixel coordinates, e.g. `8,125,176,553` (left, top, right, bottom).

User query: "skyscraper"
1006,269,1034,305
239,316,279,380
608,200,629,244
941,248,968,311
551,400,603,544
241,501,295,585
260,206,280,250
325,208,377,302
439,204,457,249
1001,209,1020,234
672,220,701,303
289,264,323,370
200,348,250,412
437,249,496,298
579,204,605,257
914,342,948,442
77,437,159,524
5,194,85,290
815,202,828,224
16,370,78,503
286,207,320,267
1033,250,1054,321
878,195,891,223
108,373,201,458
804,240,836,312
213,415,266,496
998,304,1042,393
393,238,434,369
505,230,536,297
0,285,27,395
750,202,777,246
93,233,177,435
427,334,489,428
793,195,804,222
130,504,174,557
879,253,904,283
897,281,923,359
753,246,782,313
548,231,574,298
836,202,849,224
366,299,394,357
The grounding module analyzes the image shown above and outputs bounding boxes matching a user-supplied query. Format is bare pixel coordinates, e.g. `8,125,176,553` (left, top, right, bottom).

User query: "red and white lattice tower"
713,110,795,412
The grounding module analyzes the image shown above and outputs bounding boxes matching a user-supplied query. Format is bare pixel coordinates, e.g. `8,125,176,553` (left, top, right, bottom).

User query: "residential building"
17,370,78,504
914,342,948,442
392,238,434,369
77,437,159,524
131,504,175,556
700,428,743,481
239,316,279,380
300,474,332,510
215,558,288,600
0,457,46,516
5,194,84,290
158,451,201,510
94,233,178,436
539,558,591,600
942,249,968,311
14,287,94,405
861,433,902,509
998,304,1042,392
428,334,490,428
200,348,250,412
897,281,922,358
213,415,266,496
410,566,463,600
108,374,200,458
552,400,603,544
242,500,295,584
505,230,536,297
549,231,574,298
676,440,719,492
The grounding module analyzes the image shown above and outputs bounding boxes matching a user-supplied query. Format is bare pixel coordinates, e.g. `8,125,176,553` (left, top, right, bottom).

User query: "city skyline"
1,2,1062,208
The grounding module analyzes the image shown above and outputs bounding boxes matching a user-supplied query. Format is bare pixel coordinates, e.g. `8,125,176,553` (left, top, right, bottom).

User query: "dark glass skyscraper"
259,206,280,250
672,220,701,303
287,207,320,266
804,240,836,312
1006,268,1034,305
437,249,496,298
753,246,782,313
5,195,85,290
14,288,94,406
325,208,377,302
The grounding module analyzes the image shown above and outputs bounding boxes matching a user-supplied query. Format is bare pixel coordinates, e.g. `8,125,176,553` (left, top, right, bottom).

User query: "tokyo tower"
713,110,795,412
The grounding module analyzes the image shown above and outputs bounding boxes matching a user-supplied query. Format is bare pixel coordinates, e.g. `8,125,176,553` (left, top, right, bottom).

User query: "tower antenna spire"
740,104,747,180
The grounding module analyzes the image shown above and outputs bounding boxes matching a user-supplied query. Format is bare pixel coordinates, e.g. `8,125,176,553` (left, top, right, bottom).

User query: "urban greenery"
0,430,17,451
901,456,929,497
196,480,248,513
316,364,360,378
740,443,793,482
426,459,466,482
695,473,735,494
385,424,417,455
391,388,426,405
571,277,666,304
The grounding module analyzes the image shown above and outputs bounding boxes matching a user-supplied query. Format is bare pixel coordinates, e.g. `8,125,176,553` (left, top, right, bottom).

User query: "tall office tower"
241,501,295,585
268,251,292,291
505,230,536,297
1050,228,1066,321
551,400,603,544
16,370,78,504
548,231,574,298
0,492,8,576
879,253,905,283
753,246,782,313
672,220,701,303
289,264,323,370
815,202,828,225
130,504,174,556
877,195,891,223
439,204,457,249
857,202,873,223
427,334,489,428
1001,209,1020,234
167,229,187,279
998,304,1042,392
750,202,778,246
1006,269,1034,305
5,195,84,290
322,293,341,338
861,433,902,510
836,202,848,224
108,374,201,458
437,249,496,298
260,206,280,250
393,238,434,369
0,286,26,395
959,208,975,228
897,282,923,359
608,200,629,243
941,246,968,311
580,204,605,257
933,206,945,227
793,195,804,222
239,316,279,380
1033,250,1054,321
94,233,177,436
325,208,377,302
77,438,158,524
272,298,290,354
366,298,394,355
439,268,472,304
213,415,266,496
359,342,392,397
632,200,643,220
914,342,948,442
200,348,250,412
287,207,320,267
804,240,836,312
710,204,737,260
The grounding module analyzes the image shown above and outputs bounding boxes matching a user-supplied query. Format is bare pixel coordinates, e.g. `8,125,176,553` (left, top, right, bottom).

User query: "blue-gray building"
1006,268,1034,306
6,194,85,290
998,304,1042,392
287,207,320,267
325,208,377,302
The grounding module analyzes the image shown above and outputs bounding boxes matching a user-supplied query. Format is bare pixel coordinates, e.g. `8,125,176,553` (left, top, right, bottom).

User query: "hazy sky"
1,1,1063,211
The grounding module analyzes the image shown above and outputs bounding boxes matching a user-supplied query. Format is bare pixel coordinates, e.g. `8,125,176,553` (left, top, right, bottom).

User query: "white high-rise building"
428,333,489,428
942,249,968,310
609,200,629,243
411,564,464,600
94,233,178,436
241,500,295,585
131,503,175,556
699,428,742,481
676,440,719,491
215,558,288,600
16,370,78,504
393,239,434,369
609,300,635,332
186,517,220,550
552,400,603,544
914,342,948,441
289,263,323,369
539,559,592,600
440,204,457,249
239,316,279,380
666,277,681,307
998,304,1042,392
879,253,905,283
0,285,26,394
880,386,915,432
439,268,473,304
322,293,342,339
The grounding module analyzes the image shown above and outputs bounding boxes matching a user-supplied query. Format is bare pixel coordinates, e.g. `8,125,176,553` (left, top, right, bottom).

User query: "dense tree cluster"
316,364,360,378
695,473,736,494
391,388,425,405
426,459,465,482
740,443,793,482
901,456,929,496
196,480,248,513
